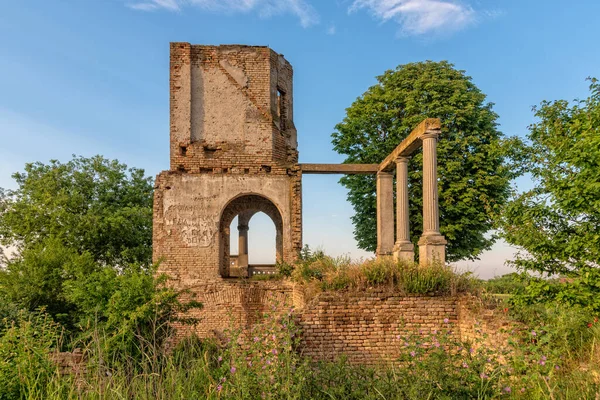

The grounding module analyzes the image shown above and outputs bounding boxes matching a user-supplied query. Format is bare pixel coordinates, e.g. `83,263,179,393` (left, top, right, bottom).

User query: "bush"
0,310,61,400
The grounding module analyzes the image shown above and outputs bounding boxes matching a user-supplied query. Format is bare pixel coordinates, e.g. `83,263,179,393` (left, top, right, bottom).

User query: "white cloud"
327,24,336,35
127,0,319,27
350,0,475,36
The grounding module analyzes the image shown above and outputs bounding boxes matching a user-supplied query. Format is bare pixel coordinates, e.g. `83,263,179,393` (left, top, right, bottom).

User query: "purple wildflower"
531,330,537,336
504,387,511,393
272,349,278,355
230,366,236,374
218,356,223,362
480,373,488,379
410,351,416,357
443,318,449,324
216,384,222,392
462,362,469,368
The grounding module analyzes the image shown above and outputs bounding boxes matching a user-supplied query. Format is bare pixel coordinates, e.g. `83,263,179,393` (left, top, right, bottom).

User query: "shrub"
0,310,61,400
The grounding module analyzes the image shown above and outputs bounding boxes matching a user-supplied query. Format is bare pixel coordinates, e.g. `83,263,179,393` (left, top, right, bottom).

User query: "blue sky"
1,0,598,278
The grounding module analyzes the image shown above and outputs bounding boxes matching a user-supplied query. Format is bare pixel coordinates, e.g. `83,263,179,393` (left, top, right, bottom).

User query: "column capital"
377,171,394,178
237,224,249,232
395,155,410,163
421,132,439,141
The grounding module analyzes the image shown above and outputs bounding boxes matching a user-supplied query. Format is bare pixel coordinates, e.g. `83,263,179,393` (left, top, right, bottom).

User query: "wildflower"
520,388,526,393
531,330,537,336
248,361,253,367
267,359,272,365
588,323,593,328
216,384,223,392
230,366,236,374
272,334,277,340
539,360,546,366
272,349,278,355
220,377,226,383
443,318,449,324
254,336,260,342
480,372,488,379
410,351,416,357
503,307,508,313
469,348,474,354
396,335,402,340
434,342,440,348
541,355,547,361
433,329,438,335
462,362,469,368
555,365,560,370
504,386,511,393
218,356,223,362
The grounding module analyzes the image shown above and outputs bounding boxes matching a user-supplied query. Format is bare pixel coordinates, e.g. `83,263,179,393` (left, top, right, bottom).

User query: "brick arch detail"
219,194,284,277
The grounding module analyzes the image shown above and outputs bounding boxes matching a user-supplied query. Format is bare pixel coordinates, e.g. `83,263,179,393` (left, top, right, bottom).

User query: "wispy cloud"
327,24,337,35
126,0,319,27
350,0,475,36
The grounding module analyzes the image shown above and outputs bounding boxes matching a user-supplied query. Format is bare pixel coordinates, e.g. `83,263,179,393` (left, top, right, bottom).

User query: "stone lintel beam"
300,164,379,174
378,118,441,172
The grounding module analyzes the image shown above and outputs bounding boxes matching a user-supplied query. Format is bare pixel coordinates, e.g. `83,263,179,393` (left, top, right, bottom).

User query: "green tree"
332,61,517,261
500,78,600,311
0,156,200,357
0,155,153,266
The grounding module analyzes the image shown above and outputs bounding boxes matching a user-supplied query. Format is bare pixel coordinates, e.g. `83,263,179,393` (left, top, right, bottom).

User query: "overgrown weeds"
290,250,476,297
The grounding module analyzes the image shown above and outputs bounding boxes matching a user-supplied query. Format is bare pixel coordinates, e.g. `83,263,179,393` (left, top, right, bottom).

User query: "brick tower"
153,43,302,285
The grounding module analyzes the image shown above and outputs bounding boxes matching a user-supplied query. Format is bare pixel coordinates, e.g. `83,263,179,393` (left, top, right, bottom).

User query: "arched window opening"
228,212,277,275
219,195,283,278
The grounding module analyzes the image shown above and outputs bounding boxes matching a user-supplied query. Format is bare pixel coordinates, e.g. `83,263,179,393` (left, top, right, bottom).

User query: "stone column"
237,224,249,268
418,132,447,265
236,211,253,277
393,157,414,262
376,171,394,258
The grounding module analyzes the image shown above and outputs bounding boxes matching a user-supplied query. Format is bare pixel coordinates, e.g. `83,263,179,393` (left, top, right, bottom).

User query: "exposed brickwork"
172,281,296,340
457,294,521,352
298,291,458,364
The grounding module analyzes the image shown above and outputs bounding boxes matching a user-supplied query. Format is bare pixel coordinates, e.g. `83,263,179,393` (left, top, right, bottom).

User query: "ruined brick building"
154,43,302,281
153,44,456,357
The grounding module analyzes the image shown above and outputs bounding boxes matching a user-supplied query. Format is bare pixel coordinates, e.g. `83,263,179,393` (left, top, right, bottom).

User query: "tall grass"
2,302,600,399
289,254,476,297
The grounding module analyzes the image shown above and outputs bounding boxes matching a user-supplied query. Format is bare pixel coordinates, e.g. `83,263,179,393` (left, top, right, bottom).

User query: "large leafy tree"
500,79,600,311
0,155,153,266
0,156,155,330
332,61,516,261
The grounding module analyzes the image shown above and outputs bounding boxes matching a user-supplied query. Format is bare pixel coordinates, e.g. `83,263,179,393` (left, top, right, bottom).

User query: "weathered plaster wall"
153,172,297,283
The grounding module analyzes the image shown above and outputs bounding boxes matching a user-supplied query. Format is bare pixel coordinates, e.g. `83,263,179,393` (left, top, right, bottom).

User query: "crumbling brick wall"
297,291,459,364
154,43,302,339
